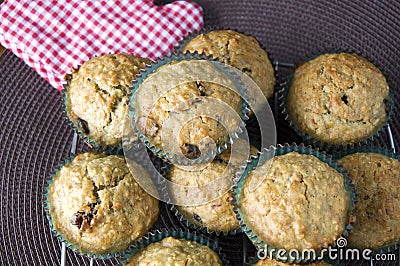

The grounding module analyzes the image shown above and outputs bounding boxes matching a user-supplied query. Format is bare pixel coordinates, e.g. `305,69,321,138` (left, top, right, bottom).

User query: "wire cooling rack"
56,61,399,266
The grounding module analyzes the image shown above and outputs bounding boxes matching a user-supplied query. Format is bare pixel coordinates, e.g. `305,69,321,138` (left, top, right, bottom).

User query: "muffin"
124,236,223,265
286,53,390,145
65,53,150,147
46,152,159,256
237,150,352,258
170,138,258,233
183,30,276,107
337,152,400,250
254,258,330,266
133,58,244,162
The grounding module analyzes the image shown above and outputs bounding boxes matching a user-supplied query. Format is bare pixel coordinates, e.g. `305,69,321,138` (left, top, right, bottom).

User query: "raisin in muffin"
238,151,352,253
170,138,258,233
183,30,276,109
337,152,400,250
46,152,159,255
134,59,243,161
286,53,390,145
65,53,150,147
124,236,223,266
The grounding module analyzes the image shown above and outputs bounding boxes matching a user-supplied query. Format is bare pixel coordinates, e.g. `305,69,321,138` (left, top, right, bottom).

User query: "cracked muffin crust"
170,139,258,232
183,30,276,107
337,152,400,250
287,53,390,145
47,152,159,255
124,236,223,266
238,152,351,251
65,53,150,147
134,60,243,160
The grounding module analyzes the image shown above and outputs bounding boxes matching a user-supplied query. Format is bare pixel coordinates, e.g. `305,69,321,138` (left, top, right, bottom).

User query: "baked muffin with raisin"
169,138,258,233
46,152,159,255
65,53,150,147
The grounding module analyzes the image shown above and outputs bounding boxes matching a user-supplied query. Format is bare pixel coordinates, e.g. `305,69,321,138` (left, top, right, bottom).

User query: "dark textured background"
1,0,399,265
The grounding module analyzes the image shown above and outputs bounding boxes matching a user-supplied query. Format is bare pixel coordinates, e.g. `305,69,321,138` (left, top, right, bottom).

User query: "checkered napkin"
0,0,203,91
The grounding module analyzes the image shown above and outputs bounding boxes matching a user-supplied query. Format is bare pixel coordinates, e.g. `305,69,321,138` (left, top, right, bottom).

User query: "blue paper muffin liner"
232,143,357,264
279,51,393,152
129,52,250,165
44,150,161,259
333,145,400,256
121,229,229,265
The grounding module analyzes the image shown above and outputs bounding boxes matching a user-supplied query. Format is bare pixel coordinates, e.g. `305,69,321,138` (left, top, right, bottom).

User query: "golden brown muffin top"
183,30,276,107
338,152,400,250
287,53,389,145
134,59,243,160
124,236,223,266
66,53,150,146
239,152,351,251
169,138,258,232
47,152,159,255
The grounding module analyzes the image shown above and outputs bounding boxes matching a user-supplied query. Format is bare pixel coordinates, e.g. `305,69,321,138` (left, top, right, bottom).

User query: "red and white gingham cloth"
0,0,203,91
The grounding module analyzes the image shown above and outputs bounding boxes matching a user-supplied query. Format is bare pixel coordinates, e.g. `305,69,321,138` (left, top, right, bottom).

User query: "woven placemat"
1,1,400,265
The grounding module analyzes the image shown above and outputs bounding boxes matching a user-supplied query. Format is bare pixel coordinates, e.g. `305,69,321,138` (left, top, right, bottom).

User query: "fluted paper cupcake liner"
332,145,400,256
63,53,150,150
121,229,229,265
279,51,393,152
44,150,163,259
232,143,357,264
129,51,250,165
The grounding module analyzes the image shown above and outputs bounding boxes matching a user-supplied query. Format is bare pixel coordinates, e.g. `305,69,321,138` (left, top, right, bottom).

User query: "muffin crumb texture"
47,152,159,255
287,53,390,145
170,138,258,232
170,161,239,232
66,53,150,146
338,152,400,250
134,60,243,160
183,29,276,110
239,152,351,251
124,236,223,266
